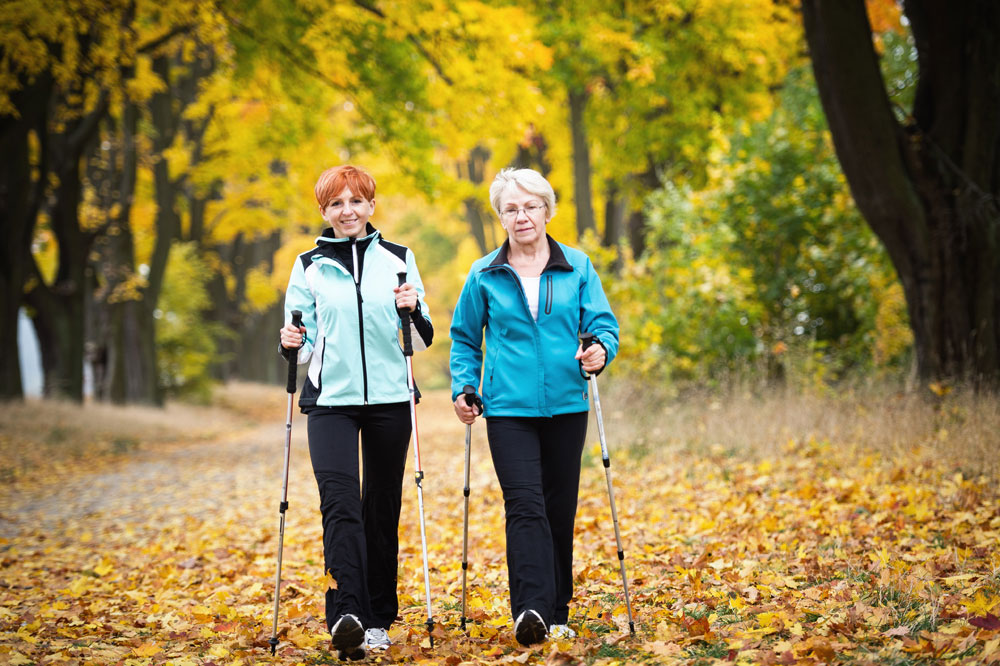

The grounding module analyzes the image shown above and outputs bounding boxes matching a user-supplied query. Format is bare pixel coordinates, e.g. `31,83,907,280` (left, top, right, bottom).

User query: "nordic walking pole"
460,384,483,632
580,332,635,634
270,310,302,655
397,272,435,646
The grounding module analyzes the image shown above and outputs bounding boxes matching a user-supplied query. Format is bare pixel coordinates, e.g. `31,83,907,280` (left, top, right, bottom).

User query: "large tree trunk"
0,75,51,400
568,87,596,238
24,113,104,401
801,0,1000,387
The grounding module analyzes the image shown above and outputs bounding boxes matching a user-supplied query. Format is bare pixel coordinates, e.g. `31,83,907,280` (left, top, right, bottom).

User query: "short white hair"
489,168,556,219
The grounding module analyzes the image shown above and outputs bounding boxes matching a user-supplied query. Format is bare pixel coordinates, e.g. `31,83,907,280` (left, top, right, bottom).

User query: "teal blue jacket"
449,236,619,417
284,225,432,408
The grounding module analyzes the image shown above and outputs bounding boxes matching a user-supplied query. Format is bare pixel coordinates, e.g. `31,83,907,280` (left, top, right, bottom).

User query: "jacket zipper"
352,240,369,404
545,274,553,315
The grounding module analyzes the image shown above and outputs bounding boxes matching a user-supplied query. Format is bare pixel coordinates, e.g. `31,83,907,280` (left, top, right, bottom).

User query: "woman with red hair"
279,165,433,658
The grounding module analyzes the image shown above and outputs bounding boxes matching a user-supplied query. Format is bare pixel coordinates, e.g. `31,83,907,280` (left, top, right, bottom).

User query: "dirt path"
0,388,506,550
0,420,289,537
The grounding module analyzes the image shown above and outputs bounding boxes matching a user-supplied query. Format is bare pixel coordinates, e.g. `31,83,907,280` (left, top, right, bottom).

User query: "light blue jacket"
449,236,619,417
284,225,432,408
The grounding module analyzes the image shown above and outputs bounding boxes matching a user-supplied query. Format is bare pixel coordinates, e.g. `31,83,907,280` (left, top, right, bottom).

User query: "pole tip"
269,636,278,655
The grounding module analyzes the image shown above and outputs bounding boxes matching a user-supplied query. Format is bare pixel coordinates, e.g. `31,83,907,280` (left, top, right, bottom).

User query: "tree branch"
800,0,925,255
137,24,196,54
351,0,454,85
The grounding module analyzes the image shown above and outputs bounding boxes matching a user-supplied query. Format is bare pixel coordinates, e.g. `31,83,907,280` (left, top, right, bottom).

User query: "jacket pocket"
487,327,506,396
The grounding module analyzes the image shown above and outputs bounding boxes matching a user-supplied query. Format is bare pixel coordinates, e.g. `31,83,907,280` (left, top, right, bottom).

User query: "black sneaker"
330,613,365,654
514,609,547,646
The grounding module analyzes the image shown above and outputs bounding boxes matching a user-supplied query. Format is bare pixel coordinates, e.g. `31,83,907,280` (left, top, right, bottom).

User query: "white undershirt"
519,275,541,321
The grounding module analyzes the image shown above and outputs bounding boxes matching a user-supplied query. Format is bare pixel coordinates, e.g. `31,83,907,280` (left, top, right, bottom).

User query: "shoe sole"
337,647,366,661
515,612,546,646
331,617,365,652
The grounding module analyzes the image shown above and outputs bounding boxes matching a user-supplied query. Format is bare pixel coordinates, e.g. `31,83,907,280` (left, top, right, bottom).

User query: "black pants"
306,402,410,631
486,411,588,626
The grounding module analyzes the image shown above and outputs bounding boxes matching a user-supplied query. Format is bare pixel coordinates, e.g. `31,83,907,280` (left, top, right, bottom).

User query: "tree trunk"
96,101,161,403
568,87,596,238
25,119,103,401
25,262,87,401
0,75,52,400
115,52,192,405
458,145,494,255
513,123,552,177
603,180,626,270
802,0,1000,386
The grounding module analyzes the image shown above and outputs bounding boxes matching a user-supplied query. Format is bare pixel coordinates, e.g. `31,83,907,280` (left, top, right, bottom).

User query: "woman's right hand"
280,323,306,349
453,394,480,425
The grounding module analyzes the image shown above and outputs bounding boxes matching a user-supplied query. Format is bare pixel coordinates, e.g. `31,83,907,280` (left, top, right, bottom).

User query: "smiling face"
321,186,375,239
498,186,550,248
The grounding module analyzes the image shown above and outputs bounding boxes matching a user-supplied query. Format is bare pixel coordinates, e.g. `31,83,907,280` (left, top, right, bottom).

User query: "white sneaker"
364,627,391,651
548,624,577,639
514,609,547,645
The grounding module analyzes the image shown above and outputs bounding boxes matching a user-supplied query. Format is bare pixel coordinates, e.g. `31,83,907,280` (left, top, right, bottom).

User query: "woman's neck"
508,237,549,276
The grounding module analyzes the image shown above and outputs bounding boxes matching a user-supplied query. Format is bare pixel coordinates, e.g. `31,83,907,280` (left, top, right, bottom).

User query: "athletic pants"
486,411,588,626
306,402,410,631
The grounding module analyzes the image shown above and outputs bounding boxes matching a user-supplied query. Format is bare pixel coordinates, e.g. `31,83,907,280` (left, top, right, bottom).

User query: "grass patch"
592,643,631,660
684,640,730,664
599,378,1000,477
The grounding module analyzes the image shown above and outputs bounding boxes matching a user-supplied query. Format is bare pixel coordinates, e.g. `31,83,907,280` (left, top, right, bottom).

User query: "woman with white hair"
449,168,619,645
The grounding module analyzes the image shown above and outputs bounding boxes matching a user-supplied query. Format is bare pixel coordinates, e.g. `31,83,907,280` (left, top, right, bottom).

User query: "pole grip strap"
462,384,483,413
287,310,303,393
397,272,413,356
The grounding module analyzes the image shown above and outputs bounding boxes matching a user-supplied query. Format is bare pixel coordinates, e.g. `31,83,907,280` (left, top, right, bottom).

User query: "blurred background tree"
3,0,992,403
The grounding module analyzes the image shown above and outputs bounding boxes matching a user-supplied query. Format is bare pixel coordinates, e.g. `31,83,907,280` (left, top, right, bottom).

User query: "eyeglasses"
499,203,546,220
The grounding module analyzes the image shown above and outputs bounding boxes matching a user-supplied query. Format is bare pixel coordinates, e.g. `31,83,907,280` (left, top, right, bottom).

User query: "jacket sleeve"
579,256,619,366
449,266,487,401
405,248,433,352
281,256,317,365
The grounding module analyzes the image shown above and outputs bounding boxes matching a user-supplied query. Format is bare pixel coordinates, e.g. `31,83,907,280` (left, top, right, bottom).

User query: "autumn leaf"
970,614,1000,631
132,643,162,657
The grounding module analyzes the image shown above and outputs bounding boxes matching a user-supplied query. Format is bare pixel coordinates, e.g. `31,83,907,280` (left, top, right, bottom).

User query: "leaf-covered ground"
1,386,998,665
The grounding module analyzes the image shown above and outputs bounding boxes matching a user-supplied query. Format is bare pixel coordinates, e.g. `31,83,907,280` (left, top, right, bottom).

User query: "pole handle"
579,332,603,378
462,385,483,415
397,272,413,356
286,310,302,394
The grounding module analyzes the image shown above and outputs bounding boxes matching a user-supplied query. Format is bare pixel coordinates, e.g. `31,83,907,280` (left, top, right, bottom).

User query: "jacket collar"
487,234,572,272
315,222,379,246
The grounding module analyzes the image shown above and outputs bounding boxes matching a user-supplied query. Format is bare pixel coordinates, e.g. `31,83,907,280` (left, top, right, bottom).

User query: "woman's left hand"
575,341,606,373
394,283,417,312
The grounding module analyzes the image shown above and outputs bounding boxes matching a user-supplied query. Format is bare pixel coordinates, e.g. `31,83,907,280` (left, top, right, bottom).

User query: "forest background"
3,3,1000,665
7,0,995,404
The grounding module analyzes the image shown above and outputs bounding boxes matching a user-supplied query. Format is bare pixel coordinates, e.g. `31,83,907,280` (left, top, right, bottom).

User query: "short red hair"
314,165,376,209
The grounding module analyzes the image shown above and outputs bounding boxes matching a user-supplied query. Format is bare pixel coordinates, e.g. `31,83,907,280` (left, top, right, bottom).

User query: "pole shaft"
589,375,636,632
270,392,295,647
404,354,434,641
461,423,472,628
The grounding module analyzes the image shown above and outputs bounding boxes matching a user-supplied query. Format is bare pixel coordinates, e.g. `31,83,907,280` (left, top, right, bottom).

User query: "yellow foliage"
242,267,278,314
872,276,912,368
124,55,167,102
